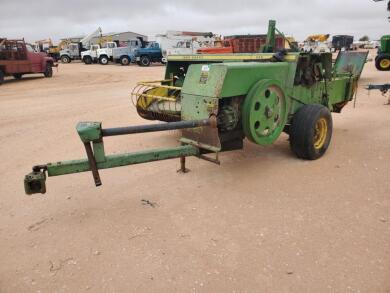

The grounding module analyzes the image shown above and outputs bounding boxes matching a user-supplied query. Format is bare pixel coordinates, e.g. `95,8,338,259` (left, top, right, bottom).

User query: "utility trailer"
332,35,354,51
24,21,368,195
0,38,56,85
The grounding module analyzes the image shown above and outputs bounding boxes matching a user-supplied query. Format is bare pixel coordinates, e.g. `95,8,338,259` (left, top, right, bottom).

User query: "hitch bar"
24,118,216,195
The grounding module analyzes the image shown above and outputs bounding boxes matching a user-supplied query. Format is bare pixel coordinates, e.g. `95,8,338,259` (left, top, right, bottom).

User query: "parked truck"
156,31,215,61
96,38,143,65
302,34,331,53
375,35,390,71
60,28,102,63
134,42,163,66
197,34,286,54
81,44,101,64
0,38,56,85
332,35,354,51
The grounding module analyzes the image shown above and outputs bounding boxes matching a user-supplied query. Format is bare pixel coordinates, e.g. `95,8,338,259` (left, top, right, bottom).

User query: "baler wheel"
289,104,332,160
0,70,4,85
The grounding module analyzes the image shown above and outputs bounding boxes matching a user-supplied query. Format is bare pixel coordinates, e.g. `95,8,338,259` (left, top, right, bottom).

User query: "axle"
102,119,212,136
367,83,390,94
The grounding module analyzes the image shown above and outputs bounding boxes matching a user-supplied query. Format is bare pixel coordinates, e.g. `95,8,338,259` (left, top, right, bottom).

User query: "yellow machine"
285,36,298,49
306,34,330,42
34,38,53,52
96,35,113,46
303,34,331,53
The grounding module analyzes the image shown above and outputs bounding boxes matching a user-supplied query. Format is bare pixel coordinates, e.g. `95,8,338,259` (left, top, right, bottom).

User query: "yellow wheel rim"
314,118,328,149
380,59,390,69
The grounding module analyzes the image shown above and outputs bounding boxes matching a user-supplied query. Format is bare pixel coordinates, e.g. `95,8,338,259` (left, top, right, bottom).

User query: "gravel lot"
0,55,389,292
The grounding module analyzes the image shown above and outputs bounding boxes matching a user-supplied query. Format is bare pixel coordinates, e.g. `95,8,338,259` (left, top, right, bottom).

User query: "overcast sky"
0,0,388,42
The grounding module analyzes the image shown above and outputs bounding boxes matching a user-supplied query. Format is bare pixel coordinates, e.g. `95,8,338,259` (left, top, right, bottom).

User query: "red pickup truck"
0,38,56,85
197,34,285,54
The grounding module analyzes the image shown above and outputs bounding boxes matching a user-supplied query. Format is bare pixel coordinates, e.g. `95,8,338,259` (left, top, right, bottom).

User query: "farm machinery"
375,35,390,71
24,20,368,195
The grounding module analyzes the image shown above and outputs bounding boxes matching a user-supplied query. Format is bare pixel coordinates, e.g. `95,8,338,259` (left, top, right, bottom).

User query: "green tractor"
375,35,390,71
24,20,368,195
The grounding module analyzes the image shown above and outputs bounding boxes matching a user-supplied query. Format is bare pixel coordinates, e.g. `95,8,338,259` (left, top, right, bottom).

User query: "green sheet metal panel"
182,62,292,99
220,62,291,97
334,51,368,77
381,35,390,53
182,63,227,98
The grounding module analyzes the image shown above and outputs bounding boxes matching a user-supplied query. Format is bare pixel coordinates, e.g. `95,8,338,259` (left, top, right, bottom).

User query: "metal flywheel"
242,79,289,145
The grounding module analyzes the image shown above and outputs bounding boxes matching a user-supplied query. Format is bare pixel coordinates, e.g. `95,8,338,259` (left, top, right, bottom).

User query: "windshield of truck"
147,43,159,49
129,40,138,47
26,44,35,52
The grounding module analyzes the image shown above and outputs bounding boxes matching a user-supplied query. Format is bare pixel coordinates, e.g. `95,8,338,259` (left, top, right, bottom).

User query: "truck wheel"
375,55,390,71
120,56,130,66
83,56,92,64
61,55,70,63
0,70,4,85
289,104,333,160
44,64,53,78
140,56,151,67
13,73,23,80
99,56,109,65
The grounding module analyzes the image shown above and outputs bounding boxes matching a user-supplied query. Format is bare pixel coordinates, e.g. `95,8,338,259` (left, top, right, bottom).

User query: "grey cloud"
0,0,388,42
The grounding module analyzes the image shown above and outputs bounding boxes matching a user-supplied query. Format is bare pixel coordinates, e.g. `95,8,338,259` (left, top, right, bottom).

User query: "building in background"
60,31,148,47
91,31,148,46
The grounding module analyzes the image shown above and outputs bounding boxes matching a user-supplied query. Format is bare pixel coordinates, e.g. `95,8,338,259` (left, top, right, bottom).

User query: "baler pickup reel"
24,117,218,195
131,79,182,122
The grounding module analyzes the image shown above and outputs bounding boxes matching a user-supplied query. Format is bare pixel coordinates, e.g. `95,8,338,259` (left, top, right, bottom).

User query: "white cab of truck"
97,42,117,65
81,44,101,64
156,31,215,63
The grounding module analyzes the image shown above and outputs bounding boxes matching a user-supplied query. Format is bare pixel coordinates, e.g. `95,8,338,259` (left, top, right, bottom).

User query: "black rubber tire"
375,55,390,71
140,56,151,67
61,55,71,63
13,73,23,80
120,56,131,66
44,63,53,78
99,56,109,65
83,56,92,64
0,70,4,85
289,104,333,160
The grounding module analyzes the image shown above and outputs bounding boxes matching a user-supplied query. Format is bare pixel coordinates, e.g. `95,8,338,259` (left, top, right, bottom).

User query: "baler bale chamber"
24,20,368,195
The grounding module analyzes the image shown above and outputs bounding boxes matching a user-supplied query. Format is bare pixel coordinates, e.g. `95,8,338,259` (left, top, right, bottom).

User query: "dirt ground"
0,53,389,293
